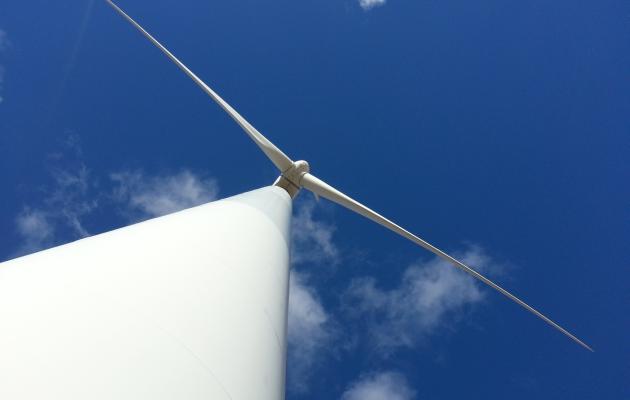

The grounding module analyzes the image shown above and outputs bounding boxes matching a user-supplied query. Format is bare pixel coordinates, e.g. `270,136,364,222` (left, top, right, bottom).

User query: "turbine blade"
300,172,593,352
106,0,293,172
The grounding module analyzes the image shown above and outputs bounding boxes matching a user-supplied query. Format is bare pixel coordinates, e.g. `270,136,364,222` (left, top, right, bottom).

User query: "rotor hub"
273,160,310,198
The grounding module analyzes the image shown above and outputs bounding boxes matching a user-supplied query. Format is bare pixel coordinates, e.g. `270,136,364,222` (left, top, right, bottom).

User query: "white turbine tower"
0,1,591,399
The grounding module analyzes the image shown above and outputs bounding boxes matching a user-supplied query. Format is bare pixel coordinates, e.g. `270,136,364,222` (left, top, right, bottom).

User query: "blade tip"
575,338,594,352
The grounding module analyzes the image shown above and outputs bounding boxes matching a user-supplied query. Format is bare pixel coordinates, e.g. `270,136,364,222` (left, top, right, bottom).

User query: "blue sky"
0,0,628,398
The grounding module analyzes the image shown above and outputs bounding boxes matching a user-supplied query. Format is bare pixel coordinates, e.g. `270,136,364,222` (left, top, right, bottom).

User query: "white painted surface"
0,186,292,400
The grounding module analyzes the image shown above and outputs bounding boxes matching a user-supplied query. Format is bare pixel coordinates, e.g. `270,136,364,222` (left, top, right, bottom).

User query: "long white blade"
301,173,593,351
106,0,293,172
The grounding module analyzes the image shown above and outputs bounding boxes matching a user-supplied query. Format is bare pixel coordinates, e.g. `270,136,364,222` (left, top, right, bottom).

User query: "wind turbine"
106,0,590,352
0,2,590,400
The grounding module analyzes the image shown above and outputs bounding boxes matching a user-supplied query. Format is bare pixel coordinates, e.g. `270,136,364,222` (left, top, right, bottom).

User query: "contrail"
43,0,96,125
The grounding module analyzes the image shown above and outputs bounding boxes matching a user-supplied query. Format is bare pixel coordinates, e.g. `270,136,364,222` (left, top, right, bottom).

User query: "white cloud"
14,137,98,254
110,170,219,220
341,371,415,400
344,245,501,354
49,165,97,238
286,198,339,392
288,272,329,347
291,198,339,266
14,138,218,256
359,0,387,11
15,162,97,255
286,270,335,393
15,209,55,254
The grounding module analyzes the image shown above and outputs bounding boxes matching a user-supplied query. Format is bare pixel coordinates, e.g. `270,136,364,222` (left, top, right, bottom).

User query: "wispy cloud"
50,165,97,237
291,197,340,266
286,198,339,393
14,138,219,255
15,160,97,256
343,245,502,355
341,371,415,400
110,170,219,221
286,202,504,392
287,270,335,393
359,0,387,11
15,209,55,255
